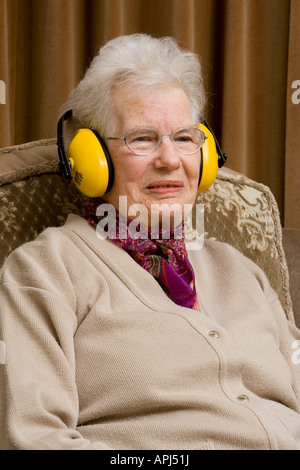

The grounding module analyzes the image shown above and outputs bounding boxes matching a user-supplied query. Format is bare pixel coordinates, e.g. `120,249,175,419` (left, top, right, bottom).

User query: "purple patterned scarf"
86,198,200,311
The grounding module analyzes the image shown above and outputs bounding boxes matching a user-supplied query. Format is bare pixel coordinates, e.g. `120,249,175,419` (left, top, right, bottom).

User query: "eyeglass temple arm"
202,119,227,168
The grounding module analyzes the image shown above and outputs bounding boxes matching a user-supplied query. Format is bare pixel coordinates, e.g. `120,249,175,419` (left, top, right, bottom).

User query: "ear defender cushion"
197,123,219,193
67,128,114,198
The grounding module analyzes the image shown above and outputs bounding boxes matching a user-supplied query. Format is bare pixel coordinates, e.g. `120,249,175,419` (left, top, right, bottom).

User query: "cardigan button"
208,330,220,339
237,394,249,403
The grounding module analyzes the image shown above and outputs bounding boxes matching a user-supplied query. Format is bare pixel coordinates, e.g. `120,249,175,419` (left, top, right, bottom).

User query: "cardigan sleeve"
0,242,112,450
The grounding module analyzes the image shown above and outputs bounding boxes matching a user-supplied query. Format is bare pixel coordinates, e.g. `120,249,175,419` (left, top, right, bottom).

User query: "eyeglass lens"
125,128,205,155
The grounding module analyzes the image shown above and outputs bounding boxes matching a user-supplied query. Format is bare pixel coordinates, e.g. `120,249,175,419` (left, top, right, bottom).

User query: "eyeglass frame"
106,126,207,156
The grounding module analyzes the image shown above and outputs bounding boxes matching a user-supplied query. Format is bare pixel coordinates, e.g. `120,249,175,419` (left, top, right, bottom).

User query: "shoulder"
189,238,277,302
0,215,94,289
189,237,253,266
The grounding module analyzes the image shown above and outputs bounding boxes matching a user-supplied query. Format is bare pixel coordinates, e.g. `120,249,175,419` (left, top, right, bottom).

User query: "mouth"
146,180,184,194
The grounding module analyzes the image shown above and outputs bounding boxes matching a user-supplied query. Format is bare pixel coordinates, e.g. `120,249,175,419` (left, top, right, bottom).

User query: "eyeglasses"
107,127,207,156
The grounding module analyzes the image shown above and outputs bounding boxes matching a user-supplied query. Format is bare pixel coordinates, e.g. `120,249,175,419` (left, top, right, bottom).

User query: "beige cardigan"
0,214,300,450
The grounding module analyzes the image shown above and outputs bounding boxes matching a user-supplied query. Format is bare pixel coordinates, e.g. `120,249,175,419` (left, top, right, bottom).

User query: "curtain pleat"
0,0,299,228
220,0,291,221
285,0,300,229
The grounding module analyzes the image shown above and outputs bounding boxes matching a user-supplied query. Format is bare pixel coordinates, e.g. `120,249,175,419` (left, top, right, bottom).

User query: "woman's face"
103,85,200,228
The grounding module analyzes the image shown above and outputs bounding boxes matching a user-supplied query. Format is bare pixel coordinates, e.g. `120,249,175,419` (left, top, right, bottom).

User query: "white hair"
61,34,206,141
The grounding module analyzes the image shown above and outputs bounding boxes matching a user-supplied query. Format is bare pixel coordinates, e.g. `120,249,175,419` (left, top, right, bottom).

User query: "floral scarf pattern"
86,198,200,311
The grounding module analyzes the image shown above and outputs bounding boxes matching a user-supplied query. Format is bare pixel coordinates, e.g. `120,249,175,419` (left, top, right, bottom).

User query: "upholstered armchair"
0,139,299,328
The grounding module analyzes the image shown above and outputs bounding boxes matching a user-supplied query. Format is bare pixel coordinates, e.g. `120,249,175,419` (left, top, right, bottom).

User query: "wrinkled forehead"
111,83,194,134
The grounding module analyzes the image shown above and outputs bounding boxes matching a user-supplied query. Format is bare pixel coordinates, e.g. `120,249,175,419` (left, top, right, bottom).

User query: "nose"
152,136,182,169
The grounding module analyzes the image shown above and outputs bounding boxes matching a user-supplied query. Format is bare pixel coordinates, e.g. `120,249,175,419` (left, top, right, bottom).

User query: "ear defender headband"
57,110,226,197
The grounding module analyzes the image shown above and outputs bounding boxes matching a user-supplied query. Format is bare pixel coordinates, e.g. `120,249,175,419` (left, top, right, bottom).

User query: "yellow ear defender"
197,121,227,193
57,109,114,198
57,110,226,197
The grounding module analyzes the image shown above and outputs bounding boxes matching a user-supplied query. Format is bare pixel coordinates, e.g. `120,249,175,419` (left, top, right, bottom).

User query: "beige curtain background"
0,0,299,228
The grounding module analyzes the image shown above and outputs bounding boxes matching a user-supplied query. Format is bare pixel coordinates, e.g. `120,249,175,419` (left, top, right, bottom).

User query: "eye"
175,135,193,142
127,129,158,146
133,135,154,142
174,131,194,143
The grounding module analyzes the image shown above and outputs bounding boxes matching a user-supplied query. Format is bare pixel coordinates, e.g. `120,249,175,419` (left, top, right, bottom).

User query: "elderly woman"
0,34,300,451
